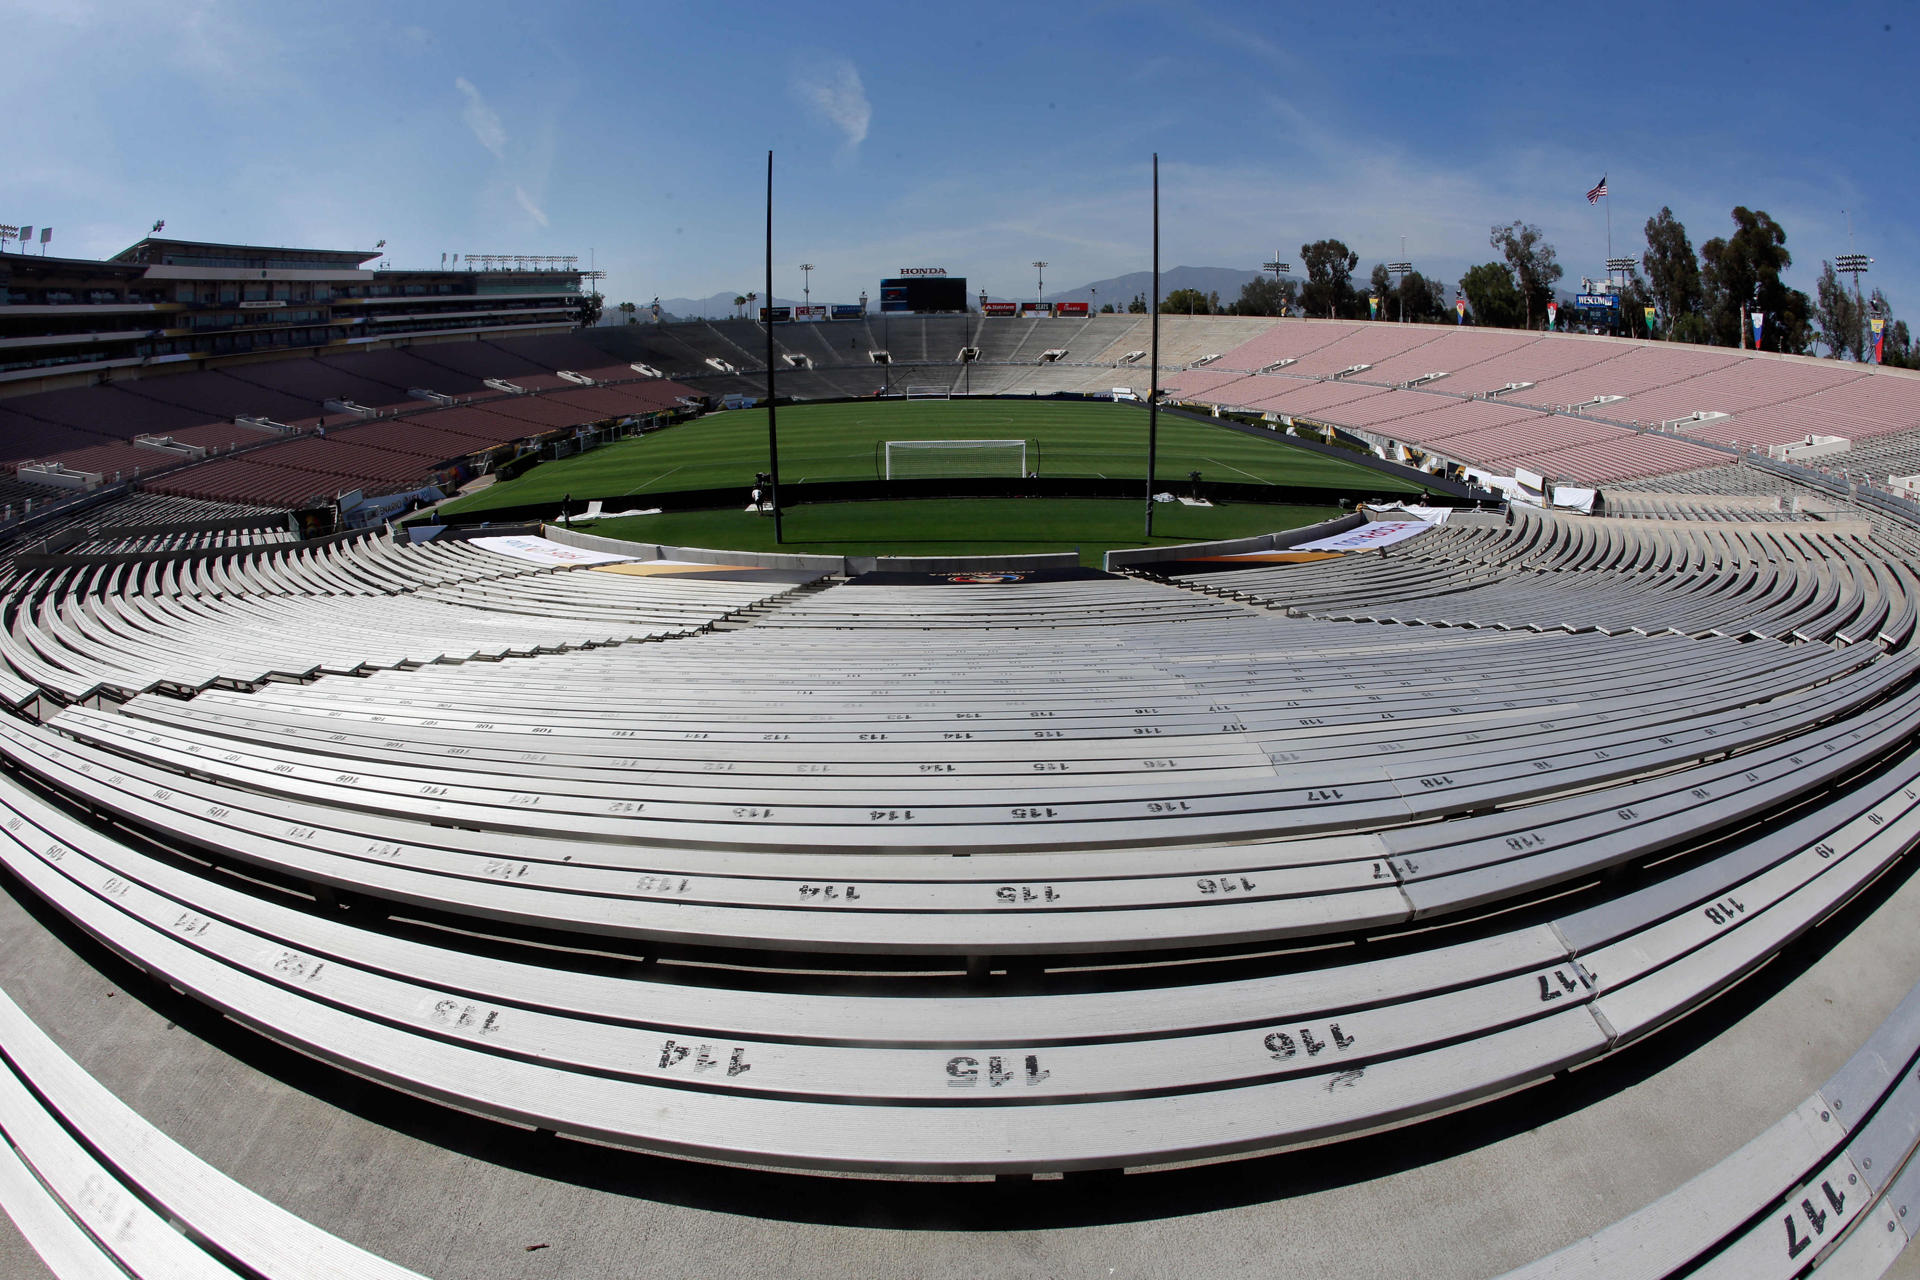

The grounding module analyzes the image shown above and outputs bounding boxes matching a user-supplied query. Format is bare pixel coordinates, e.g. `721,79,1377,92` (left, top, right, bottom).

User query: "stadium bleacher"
0,435,1914,1278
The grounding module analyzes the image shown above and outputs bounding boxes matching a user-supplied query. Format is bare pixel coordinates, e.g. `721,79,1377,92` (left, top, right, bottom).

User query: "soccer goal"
883,439,1031,480
905,386,949,400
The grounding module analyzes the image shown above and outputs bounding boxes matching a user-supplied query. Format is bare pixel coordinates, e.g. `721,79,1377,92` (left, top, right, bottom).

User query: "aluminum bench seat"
0,985,426,1279
2,717,1916,1175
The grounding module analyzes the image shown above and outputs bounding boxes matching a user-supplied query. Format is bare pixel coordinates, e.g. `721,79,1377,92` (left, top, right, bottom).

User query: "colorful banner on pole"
1455,297,1466,324
1751,311,1765,350
1644,306,1657,334
1368,295,1380,320
1547,301,1557,330
1872,315,1885,364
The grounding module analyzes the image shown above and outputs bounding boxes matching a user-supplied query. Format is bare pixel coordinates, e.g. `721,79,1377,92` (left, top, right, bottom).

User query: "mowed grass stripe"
438,400,1416,515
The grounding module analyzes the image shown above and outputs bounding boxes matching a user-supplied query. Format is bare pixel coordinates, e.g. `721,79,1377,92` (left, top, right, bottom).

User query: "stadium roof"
111,237,380,269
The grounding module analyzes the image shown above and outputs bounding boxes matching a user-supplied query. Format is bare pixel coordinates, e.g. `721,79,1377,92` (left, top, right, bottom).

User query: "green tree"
1641,207,1703,336
1232,275,1296,316
1490,221,1562,329
1398,270,1448,323
1700,207,1806,351
617,301,638,324
1128,293,1148,314
1619,271,1656,338
1814,262,1864,359
1459,262,1522,329
732,294,747,319
577,292,603,327
1299,239,1358,319
1885,318,1914,369
1160,287,1214,315
1099,302,1116,314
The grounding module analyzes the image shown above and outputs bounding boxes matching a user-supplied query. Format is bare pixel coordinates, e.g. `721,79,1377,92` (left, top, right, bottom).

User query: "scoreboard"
880,276,967,313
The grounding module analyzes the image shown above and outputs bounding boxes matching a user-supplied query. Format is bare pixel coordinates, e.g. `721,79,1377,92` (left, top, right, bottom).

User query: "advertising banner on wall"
1020,302,1053,317
1054,301,1089,317
830,304,864,320
758,306,792,323
982,302,1018,316
792,305,827,322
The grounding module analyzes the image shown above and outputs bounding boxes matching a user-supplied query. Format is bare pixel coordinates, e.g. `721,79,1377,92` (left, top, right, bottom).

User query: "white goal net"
905,386,948,400
884,439,1029,480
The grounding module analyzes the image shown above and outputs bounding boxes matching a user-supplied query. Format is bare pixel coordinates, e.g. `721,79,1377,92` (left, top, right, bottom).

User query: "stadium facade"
1,236,586,394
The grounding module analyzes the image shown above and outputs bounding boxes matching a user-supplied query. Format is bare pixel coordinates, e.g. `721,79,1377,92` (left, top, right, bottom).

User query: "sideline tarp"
1292,520,1435,552
1363,502,1453,524
470,534,640,567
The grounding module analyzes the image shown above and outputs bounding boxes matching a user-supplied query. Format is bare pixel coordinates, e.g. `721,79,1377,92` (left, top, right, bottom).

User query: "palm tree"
746,291,758,321
733,295,747,320
617,301,637,324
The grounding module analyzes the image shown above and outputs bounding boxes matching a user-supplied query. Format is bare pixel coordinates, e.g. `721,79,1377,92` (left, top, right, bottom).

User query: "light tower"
1033,261,1048,308
1387,260,1412,322
799,263,814,308
1261,254,1292,316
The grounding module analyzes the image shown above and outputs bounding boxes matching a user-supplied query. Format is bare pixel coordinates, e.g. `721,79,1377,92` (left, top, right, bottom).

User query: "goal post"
905,386,949,400
883,439,1032,480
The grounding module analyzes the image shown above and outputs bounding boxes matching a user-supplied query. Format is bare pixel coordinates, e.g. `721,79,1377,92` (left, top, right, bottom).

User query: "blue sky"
5,0,1916,322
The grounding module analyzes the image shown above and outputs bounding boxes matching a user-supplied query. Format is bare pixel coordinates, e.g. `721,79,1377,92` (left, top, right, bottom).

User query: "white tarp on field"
469,534,640,567
1292,520,1435,552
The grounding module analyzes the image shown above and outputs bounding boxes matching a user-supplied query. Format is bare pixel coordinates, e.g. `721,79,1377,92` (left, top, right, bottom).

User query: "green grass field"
575,498,1340,568
437,399,1415,517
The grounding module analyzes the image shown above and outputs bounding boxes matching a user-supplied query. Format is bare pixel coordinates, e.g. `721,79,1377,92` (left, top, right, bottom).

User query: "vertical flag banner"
1368,295,1379,320
1547,301,1558,330
1871,315,1885,364
1751,311,1765,350
1456,297,1466,324
1644,306,1657,334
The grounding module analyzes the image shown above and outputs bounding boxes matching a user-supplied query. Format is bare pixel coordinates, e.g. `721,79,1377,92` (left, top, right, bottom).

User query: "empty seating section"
7,328,1920,1272
0,337,701,513
6,319,1900,507
0,490,1908,1205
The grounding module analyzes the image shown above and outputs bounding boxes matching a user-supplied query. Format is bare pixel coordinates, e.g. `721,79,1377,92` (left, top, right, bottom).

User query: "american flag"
1587,176,1608,204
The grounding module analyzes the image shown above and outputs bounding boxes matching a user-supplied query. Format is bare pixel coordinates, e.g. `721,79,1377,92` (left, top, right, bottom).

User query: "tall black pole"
1144,152,1161,537
765,151,783,542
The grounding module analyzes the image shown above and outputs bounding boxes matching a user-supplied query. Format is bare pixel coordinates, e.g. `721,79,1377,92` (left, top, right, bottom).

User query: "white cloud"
455,76,508,160
794,57,871,150
514,185,549,228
